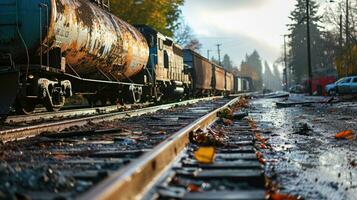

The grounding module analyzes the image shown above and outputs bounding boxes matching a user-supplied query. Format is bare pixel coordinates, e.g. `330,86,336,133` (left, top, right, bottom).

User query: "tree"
222,54,233,71
110,0,184,36
323,1,357,77
263,61,283,91
184,39,202,51
174,20,202,51
287,0,326,82
240,50,263,91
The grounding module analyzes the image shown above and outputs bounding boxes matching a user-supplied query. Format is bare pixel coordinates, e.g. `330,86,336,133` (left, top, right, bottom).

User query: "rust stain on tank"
41,0,149,81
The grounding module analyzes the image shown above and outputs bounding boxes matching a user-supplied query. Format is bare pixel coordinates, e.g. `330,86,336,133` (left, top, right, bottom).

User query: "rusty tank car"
0,0,149,117
0,0,246,121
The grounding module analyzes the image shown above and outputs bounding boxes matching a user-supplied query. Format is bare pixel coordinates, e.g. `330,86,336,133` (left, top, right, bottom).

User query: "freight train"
0,0,250,121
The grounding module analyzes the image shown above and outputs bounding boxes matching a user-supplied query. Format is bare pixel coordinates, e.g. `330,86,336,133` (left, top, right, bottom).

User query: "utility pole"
339,14,343,49
283,34,289,91
207,49,210,60
306,0,313,95
345,0,349,77
345,0,349,47
216,44,222,65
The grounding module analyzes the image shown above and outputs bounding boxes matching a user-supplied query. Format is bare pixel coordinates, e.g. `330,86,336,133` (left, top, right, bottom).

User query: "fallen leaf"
258,157,266,165
260,144,267,149
194,147,216,164
335,130,353,139
256,151,263,159
223,119,233,126
187,183,201,192
218,108,233,119
270,193,299,200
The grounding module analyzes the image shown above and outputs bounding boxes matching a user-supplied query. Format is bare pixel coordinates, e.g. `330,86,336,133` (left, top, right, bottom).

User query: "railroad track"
0,97,235,199
78,95,266,200
0,97,221,143
5,103,153,125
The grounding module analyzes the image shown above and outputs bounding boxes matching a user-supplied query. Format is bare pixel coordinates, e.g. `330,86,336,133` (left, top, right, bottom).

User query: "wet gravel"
250,97,357,200
0,98,230,200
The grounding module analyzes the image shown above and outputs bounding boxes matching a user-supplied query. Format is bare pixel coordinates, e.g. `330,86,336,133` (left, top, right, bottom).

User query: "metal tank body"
0,0,149,80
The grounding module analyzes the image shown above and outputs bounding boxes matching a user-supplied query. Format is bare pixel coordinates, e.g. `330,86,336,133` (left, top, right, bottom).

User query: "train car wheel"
44,96,65,112
132,91,141,103
15,98,36,115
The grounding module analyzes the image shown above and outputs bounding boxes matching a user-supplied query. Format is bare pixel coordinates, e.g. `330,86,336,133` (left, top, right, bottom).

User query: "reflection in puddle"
250,98,357,200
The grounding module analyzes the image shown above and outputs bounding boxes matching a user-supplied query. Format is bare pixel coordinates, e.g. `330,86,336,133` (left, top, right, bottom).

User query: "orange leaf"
271,193,299,200
258,157,266,165
335,130,353,139
187,183,201,192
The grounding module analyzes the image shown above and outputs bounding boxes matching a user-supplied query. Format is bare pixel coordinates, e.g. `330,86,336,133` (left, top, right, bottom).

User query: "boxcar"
225,71,234,94
212,64,226,94
183,49,213,96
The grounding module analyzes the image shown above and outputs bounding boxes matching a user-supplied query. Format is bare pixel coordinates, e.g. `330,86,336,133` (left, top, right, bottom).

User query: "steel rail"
0,97,221,143
6,102,152,124
79,96,240,200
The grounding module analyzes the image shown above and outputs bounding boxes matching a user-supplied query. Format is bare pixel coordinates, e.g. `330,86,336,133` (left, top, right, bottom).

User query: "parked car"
326,76,357,95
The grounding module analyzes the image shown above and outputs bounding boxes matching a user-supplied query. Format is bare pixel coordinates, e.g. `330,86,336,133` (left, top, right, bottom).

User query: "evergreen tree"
263,61,273,90
288,0,325,82
222,54,233,71
240,50,263,91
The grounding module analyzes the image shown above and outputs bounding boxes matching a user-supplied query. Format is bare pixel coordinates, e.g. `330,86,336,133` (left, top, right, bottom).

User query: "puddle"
250,98,357,200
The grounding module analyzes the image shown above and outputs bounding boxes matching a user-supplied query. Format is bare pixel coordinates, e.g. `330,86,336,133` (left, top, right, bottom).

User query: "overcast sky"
181,0,297,69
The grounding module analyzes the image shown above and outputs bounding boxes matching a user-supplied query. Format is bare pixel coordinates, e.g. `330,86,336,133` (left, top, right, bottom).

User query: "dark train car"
0,0,149,116
212,63,226,94
225,71,234,94
183,49,212,96
135,25,191,100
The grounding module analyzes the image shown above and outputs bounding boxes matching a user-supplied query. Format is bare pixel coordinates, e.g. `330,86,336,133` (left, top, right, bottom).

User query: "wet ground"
0,99,230,199
250,95,357,200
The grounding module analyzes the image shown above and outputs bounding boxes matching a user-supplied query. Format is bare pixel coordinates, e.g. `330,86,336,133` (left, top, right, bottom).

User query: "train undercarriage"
0,65,192,121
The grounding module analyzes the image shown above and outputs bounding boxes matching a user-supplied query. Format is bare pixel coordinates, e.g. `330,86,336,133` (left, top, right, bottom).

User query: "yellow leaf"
194,147,216,164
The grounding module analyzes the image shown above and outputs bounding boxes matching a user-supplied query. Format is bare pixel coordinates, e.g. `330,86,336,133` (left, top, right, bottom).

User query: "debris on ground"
293,122,312,136
218,108,233,120
232,111,248,120
232,96,250,109
191,128,227,146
